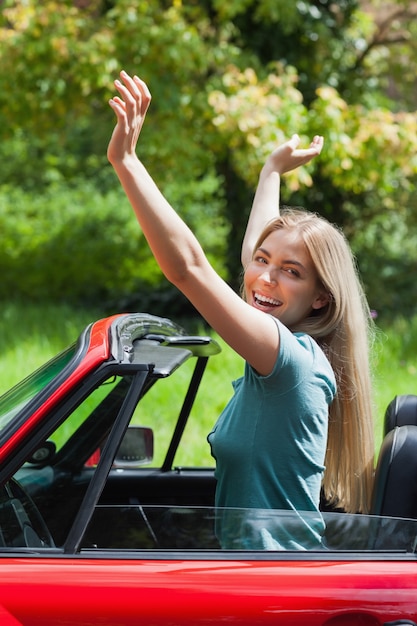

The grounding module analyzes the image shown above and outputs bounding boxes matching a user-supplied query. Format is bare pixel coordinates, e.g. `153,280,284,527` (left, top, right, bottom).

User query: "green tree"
0,0,416,318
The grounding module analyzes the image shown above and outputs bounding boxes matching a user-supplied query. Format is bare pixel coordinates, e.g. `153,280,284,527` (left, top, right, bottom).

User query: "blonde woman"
241,141,375,517
108,71,374,549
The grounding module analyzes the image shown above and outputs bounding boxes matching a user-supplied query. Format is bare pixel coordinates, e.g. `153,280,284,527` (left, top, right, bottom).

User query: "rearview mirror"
114,426,154,468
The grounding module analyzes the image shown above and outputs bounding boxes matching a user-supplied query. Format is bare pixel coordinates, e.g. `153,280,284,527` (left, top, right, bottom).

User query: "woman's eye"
254,255,267,264
283,267,300,277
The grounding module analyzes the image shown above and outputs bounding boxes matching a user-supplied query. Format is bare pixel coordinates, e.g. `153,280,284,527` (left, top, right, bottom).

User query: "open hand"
107,71,152,165
266,134,324,176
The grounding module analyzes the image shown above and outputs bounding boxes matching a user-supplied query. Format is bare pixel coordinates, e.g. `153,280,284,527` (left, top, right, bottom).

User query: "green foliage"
0,0,114,188
351,203,417,320
209,64,310,190
0,170,227,307
0,0,416,318
373,314,417,446
0,180,148,303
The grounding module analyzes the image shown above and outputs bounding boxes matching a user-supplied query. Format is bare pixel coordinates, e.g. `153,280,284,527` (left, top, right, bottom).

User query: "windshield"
0,345,76,434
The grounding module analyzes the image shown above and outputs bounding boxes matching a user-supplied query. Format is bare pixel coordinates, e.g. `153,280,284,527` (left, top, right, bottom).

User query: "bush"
0,171,227,311
0,180,149,305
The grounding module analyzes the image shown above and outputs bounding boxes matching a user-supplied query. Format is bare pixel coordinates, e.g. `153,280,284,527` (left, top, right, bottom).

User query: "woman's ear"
312,291,331,311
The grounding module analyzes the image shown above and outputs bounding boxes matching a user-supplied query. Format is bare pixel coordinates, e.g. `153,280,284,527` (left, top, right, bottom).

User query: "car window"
129,359,215,468
83,505,417,553
49,374,124,457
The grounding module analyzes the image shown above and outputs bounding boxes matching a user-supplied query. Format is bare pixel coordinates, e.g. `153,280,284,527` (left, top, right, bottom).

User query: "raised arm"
241,134,324,268
108,71,284,376
108,72,205,287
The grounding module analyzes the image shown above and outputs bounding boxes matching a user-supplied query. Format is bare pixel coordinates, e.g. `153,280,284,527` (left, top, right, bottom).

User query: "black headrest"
384,394,417,436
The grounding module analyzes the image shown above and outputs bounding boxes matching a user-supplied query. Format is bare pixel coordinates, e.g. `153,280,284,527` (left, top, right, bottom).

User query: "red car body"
0,559,416,625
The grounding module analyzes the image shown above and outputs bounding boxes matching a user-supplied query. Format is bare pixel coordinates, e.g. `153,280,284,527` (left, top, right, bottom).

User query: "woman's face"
244,228,328,328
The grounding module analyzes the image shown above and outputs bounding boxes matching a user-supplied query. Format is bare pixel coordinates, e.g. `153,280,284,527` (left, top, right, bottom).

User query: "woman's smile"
252,291,283,312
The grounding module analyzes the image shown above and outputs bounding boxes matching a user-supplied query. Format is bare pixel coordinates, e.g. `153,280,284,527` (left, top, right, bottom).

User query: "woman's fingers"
310,135,324,152
285,134,323,158
114,71,152,116
294,135,324,160
133,75,152,100
134,77,152,116
107,71,153,164
108,95,126,113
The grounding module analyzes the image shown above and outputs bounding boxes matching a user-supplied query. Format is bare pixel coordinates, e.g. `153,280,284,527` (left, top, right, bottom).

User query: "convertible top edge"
109,313,221,362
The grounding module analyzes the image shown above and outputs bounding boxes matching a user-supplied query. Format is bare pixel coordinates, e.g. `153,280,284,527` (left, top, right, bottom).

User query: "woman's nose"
260,268,277,284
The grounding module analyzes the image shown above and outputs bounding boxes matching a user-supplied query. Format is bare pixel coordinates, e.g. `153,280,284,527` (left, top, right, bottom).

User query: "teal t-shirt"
207,318,336,549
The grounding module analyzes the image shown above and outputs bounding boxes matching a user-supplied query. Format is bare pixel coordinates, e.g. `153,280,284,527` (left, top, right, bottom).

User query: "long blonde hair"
252,208,375,513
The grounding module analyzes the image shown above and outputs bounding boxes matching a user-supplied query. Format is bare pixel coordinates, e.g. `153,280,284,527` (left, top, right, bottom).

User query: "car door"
0,531,416,626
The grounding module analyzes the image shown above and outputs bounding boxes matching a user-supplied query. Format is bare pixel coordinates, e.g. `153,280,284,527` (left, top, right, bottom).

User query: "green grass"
0,303,416,462
372,316,417,448
0,302,102,392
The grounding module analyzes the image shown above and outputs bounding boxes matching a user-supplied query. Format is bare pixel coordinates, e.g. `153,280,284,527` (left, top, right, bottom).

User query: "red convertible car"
0,312,416,625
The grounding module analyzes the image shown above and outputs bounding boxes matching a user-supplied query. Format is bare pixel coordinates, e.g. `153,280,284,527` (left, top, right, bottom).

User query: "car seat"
371,424,417,518
371,393,417,518
384,394,417,435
